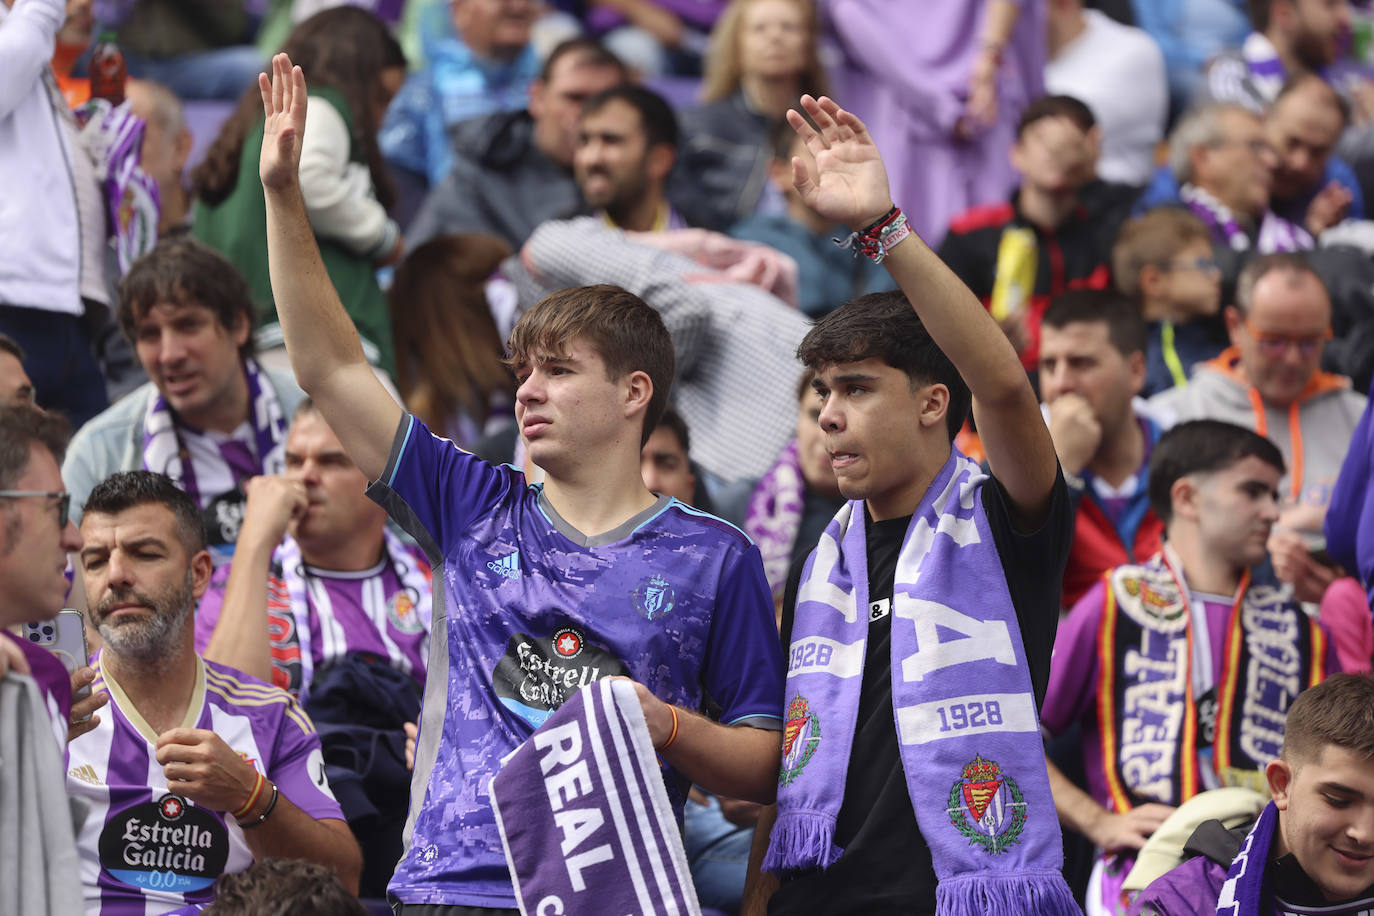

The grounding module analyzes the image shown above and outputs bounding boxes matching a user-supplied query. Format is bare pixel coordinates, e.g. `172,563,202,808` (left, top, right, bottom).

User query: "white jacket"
0,0,83,315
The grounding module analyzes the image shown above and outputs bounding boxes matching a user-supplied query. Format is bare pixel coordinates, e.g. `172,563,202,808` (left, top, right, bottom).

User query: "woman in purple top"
825,0,1046,246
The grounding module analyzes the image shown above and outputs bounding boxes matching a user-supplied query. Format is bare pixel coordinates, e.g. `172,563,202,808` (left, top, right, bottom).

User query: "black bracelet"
237,781,278,829
859,206,898,236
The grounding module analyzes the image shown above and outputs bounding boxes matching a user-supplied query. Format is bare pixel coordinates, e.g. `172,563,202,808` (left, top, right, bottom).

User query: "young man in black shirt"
741,95,1076,916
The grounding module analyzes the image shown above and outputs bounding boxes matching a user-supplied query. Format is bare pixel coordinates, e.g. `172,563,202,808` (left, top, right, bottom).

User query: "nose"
517,369,544,406
60,518,83,554
816,397,843,432
1042,362,1072,399
641,463,662,494
158,327,189,365
1259,492,1281,525
105,548,134,591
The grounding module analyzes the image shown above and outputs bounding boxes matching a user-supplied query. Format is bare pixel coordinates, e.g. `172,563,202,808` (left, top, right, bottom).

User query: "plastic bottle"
89,30,127,106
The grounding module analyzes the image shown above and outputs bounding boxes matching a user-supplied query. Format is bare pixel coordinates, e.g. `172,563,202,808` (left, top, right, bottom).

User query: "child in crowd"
1112,208,1227,397
192,7,407,375
730,120,894,317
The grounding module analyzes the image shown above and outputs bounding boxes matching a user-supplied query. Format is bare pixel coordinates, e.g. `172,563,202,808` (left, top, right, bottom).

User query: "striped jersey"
370,414,785,908
67,652,344,914
194,536,432,699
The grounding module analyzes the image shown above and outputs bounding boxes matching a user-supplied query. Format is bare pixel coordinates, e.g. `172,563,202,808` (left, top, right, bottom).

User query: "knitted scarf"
765,450,1079,915
744,438,806,599
1180,184,1312,254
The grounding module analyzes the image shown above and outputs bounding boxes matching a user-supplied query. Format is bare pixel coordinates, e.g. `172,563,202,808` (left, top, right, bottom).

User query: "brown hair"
0,404,70,490
388,234,515,435
700,0,829,104
193,6,404,209
1111,208,1213,300
506,285,675,447
1281,673,1374,765
202,858,367,916
118,236,256,359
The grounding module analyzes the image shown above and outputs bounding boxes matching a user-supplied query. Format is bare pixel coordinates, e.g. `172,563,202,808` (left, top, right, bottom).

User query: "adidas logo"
487,551,521,580
70,764,101,785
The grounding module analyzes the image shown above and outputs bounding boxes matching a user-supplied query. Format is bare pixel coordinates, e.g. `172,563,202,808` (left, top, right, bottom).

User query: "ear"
1224,304,1243,345
647,143,676,184
1085,125,1103,163
1267,757,1295,810
1188,143,1210,185
190,548,214,600
528,78,548,119
229,310,251,350
1170,475,1200,523
916,383,951,431
1139,264,1167,301
172,126,193,172
622,369,653,423
1126,348,1146,397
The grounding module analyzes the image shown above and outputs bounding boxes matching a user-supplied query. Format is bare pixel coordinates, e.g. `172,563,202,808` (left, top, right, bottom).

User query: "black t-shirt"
769,472,1072,916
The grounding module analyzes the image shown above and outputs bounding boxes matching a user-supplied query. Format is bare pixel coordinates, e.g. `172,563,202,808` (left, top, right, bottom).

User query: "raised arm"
788,95,1059,525
258,53,401,481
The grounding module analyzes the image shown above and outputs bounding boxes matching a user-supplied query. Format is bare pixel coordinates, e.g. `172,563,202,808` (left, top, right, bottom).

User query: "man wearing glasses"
1150,252,1366,604
0,404,87,748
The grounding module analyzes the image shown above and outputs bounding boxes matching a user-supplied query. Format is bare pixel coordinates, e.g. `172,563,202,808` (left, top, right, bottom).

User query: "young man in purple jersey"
70,470,361,913
258,54,785,913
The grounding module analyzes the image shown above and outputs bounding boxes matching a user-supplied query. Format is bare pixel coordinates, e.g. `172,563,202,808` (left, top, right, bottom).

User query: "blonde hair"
700,0,829,104
388,234,516,436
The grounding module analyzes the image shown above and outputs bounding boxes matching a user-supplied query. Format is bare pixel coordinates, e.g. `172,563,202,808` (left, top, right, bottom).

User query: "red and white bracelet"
834,206,911,264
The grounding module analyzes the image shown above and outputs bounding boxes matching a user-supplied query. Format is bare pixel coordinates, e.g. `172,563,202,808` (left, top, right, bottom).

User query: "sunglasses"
0,490,71,527
1242,317,1332,359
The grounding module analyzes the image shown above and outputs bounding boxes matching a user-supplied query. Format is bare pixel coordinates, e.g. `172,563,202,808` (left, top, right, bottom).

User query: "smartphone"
22,610,91,709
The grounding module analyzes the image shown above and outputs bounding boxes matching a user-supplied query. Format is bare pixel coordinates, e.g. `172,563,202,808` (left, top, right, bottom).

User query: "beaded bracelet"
231,771,266,821
237,781,279,830
655,704,680,753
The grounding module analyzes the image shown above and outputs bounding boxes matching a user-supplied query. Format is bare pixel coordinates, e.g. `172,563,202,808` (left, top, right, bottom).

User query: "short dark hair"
506,285,675,447
0,332,24,362
1041,289,1148,357
1147,420,1286,526
1234,252,1328,315
83,471,206,555
0,404,70,490
118,236,256,360
1249,0,1277,31
650,405,690,455
797,291,971,441
202,858,367,916
581,85,679,150
540,37,626,83
1275,72,1350,126
1282,673,1374,766
1017,95,1096,139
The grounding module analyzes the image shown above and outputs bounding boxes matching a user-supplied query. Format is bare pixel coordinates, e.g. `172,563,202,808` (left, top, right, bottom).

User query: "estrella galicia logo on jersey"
487,550,521,581
492,630,627,728
387,586,426,634
946,755,1027,855
632,574,676,619
98,793,230,893
779,695,821,786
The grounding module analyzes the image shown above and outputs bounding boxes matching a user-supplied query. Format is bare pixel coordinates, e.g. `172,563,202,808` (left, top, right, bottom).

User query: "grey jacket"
406,109,583,251
64,366,305,525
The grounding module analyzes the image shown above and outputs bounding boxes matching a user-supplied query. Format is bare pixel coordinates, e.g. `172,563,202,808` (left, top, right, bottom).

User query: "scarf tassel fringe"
761,812,842,875
935,870,1082,916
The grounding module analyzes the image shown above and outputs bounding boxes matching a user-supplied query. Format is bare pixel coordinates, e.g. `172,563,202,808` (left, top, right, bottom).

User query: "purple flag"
490,678,701,916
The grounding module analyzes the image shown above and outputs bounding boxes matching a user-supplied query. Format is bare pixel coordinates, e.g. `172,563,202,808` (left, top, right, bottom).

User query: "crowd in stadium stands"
4,0,1374,914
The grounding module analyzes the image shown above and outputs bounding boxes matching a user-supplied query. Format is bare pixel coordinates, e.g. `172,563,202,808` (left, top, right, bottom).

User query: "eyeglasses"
0,490,71,527
1242,317,1332,358
1161,256,1220,274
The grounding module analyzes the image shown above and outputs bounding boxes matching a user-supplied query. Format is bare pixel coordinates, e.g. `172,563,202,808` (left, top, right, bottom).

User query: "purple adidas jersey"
4,630,73,751
370,414,784,908
195,544,431,697
67,653,344,915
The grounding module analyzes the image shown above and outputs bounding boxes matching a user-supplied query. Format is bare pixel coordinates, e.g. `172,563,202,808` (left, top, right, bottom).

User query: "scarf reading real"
1180,184,1312,254
764,450,1079,915
1097,549,1326,814
141,358,287,507
276,529,434,703
744,438,806,599
490,677,700,916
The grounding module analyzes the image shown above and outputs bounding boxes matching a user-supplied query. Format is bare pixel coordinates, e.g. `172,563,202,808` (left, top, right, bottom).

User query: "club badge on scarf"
490,678,701,916
77,98,160,274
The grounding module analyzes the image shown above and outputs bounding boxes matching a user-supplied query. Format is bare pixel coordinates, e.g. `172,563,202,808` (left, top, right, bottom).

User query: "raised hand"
259,52,308,194
787,95,894,232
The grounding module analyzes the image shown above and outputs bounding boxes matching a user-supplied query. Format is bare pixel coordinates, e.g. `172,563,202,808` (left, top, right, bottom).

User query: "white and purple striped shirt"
67,653,343,914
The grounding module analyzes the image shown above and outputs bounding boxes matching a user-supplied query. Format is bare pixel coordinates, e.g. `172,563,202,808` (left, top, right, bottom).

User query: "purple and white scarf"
76,98,160,274
744,438,806,599
1180,184,1312,254
141,358,288,508
490,678,700,916
276,528,434,703
765,450,1079,915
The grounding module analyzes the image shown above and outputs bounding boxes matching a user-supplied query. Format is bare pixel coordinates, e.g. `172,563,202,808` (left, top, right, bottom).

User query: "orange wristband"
232,770,266,820
655,704,680,753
